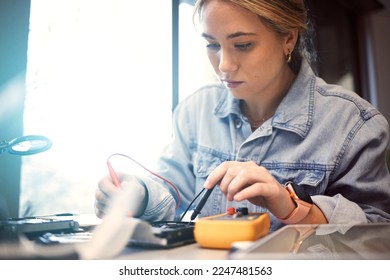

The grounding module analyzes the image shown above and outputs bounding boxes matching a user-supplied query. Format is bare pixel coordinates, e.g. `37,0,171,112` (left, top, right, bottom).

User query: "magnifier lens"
7,136,52,155
11,140,44,152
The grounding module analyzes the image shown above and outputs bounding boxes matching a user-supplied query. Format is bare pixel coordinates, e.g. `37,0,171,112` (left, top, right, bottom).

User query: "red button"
227,207,236,215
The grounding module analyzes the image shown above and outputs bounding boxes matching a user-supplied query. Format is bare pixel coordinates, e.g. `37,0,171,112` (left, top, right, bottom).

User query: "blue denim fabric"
140,60,390,231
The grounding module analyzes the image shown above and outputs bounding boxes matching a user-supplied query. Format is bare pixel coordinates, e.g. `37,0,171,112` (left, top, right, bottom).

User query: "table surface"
229,223,390,260
116,223,390,260
116,243,230,260
1,217,390,260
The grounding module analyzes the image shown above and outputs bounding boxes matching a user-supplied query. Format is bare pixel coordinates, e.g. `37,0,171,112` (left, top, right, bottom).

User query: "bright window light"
21,0,173,216
178,3,217,101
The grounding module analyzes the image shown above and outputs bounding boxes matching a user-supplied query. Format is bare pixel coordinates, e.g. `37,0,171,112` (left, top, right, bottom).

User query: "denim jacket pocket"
270,168,326,195
193,150,225,178
193,147,229,178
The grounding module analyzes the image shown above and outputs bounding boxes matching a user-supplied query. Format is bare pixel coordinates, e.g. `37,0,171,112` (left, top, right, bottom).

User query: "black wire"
179,188,205,221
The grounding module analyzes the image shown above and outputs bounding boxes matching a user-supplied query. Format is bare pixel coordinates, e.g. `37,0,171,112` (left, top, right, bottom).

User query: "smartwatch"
278,181,313,224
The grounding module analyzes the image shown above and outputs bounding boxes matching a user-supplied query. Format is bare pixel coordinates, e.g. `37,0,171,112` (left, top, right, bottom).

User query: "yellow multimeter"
194,207,270,249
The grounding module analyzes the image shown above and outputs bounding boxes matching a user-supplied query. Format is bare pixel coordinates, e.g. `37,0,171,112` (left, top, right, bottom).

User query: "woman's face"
199,0,295,100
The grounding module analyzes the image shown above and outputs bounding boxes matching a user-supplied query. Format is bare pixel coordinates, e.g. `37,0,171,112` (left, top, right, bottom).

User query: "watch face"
290,182,313,204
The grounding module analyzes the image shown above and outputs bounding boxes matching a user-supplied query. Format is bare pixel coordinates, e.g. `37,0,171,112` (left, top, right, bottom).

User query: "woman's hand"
204,161,297,220
204,161,327,224
95,172,145,218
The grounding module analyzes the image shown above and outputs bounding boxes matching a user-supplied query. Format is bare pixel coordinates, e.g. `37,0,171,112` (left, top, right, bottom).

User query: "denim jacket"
139,60,390,231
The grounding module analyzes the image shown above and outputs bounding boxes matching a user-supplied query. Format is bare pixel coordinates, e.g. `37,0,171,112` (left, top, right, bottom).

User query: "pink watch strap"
278,183,312,224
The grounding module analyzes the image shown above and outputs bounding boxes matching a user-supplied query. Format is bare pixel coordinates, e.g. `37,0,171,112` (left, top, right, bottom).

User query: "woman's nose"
218,50,238,73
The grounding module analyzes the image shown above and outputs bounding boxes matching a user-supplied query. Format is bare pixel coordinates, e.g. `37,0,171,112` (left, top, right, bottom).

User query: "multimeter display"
194,208,270,249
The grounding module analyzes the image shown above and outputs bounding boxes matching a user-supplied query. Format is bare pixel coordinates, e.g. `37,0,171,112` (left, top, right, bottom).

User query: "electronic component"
0,217,79,237
36,220,195,249
129,221,195,248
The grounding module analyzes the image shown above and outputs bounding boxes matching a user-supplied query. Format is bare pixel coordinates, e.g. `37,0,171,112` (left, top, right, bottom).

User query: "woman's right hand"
94,172,146,218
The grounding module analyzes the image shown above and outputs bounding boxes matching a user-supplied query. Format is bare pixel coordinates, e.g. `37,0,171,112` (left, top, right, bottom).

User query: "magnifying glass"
0,135,52,156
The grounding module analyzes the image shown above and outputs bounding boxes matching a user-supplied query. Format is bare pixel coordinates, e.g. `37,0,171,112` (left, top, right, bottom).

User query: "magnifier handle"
107,160,121,188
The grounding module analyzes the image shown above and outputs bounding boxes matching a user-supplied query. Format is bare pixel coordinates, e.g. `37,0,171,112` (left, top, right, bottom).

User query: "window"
21,0,173,216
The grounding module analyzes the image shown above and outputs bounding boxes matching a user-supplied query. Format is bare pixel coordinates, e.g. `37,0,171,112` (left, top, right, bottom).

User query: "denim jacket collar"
213,88,241,119
213,59,316,139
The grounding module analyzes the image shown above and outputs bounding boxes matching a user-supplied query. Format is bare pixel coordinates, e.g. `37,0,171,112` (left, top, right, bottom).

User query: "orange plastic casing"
194,212,270,249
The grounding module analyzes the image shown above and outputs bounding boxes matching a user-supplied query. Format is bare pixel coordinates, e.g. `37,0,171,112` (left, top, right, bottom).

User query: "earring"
286,51,292,63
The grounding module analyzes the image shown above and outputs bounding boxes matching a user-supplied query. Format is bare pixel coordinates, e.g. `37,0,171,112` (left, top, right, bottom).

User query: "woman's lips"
223,80,243,89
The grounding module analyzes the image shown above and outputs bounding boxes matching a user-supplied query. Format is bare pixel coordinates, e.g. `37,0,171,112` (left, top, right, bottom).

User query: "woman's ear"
284,30,299,53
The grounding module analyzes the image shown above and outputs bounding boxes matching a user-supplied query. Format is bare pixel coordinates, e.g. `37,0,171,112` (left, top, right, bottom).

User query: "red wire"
107,153,180,210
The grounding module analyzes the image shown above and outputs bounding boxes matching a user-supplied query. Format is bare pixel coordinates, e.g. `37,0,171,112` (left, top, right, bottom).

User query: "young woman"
95,0,390,231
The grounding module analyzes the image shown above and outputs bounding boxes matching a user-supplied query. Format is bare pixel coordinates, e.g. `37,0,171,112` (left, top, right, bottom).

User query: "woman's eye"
206,43,220,50
235,43,252,51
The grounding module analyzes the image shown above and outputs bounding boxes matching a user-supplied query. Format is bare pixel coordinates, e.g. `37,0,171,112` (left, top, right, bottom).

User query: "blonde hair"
194,0,317,73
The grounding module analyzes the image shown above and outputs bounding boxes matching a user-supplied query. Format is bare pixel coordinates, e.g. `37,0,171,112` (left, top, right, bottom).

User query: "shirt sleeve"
314,113,390,224
137,176,176,221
